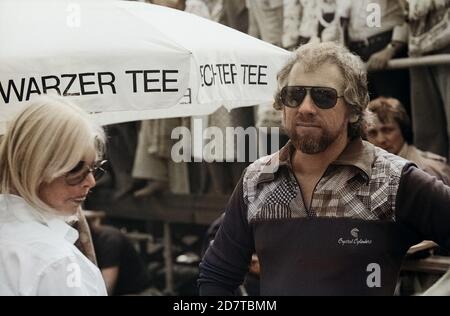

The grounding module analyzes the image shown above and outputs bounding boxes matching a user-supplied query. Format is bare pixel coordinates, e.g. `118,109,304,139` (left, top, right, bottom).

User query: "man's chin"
291,137,320,153
298,143,327,154
290,131,336,154
295,130,322,143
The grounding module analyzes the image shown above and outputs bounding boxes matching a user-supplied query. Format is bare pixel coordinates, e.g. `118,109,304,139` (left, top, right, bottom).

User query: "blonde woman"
0,97,107,296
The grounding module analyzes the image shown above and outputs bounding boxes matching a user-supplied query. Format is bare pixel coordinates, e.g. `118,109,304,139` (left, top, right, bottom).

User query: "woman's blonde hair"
0,96,105,215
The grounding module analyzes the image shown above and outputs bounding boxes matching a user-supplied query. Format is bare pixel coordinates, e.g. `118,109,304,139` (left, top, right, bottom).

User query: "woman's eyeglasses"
65,160,107,186
279,86,343,110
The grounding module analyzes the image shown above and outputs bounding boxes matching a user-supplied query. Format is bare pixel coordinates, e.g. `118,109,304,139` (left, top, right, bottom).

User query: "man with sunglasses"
198,42,450,296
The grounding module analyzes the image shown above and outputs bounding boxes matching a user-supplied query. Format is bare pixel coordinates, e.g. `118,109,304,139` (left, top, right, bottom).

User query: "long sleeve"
396,164,450,250
198,177,255,296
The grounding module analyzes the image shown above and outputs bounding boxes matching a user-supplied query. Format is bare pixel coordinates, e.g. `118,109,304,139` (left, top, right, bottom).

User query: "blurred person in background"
399,0,450,159
365,96,450,185
283,0,341,50
339,0,411,112
132,0,210,198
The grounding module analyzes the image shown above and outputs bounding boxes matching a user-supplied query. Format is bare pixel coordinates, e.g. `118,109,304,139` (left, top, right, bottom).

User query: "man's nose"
297,94,317,114
376,133,387,145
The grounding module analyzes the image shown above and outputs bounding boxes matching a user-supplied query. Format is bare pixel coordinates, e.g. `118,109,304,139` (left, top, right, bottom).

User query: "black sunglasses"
65,160,107,186
279,86,343,109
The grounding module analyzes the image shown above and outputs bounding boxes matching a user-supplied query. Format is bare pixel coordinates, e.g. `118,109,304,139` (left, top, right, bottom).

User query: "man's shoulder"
242,152,282,200
244,152,280,180
371,145,411,177
416,147,448,164
410,146,450,183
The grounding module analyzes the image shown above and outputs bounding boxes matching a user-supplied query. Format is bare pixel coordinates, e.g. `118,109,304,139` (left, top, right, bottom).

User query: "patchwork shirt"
199,138,450,295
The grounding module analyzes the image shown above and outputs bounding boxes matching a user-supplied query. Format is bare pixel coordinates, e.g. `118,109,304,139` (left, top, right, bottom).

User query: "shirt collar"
0,194,79,244
331,138,375,180
397,143,409,158
256,137,376,185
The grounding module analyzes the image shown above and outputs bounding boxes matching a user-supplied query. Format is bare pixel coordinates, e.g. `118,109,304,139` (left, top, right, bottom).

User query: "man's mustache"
294,114,322,126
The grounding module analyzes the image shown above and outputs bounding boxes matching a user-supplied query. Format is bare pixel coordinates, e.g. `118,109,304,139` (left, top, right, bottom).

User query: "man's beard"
286,117,345,154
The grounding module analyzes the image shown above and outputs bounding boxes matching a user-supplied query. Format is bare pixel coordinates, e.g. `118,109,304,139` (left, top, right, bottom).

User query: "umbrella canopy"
0,0,290,133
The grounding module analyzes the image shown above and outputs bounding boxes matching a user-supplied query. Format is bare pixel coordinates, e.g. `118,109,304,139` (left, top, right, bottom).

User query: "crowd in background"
91,0,450,295
1,0,448,296
102,0,450,200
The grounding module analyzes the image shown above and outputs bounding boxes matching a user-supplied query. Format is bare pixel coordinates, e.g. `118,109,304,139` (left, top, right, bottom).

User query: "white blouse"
0,194,107,296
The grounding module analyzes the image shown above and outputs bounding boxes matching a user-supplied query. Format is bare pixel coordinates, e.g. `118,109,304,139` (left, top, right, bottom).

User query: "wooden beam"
402,256,450,274
86,189,228,225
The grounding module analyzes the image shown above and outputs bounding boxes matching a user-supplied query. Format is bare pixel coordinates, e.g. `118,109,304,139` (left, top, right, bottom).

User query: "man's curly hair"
274,42,370,139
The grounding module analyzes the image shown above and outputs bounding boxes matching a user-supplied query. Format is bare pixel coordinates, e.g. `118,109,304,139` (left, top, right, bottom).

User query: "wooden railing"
372,54,450,70
86,190,228,294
